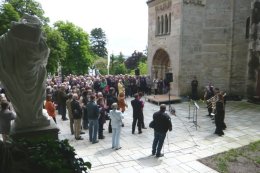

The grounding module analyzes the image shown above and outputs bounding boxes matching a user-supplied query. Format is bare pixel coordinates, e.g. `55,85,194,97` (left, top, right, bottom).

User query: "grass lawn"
198,140,260,173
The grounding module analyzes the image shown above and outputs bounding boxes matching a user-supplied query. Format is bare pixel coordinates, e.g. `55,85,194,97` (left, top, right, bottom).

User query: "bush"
0,139,91,173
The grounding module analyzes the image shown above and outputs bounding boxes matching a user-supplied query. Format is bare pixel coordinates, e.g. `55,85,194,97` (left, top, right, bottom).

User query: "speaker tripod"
168,84,176,115
165,72,175,115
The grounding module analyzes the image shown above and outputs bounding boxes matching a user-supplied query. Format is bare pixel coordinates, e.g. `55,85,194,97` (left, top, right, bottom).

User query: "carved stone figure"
0,15,50,129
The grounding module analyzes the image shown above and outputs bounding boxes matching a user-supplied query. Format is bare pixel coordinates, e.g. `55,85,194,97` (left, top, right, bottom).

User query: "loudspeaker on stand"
165,73,173,82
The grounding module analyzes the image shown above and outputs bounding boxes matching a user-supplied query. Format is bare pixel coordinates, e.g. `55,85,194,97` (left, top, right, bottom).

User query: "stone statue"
0,15,50,129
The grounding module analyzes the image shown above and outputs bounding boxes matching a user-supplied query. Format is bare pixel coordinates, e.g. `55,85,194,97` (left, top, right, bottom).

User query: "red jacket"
45,101,56,117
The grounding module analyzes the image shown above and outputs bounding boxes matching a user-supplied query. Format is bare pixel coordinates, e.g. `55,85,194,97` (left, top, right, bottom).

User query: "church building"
147,0,260,99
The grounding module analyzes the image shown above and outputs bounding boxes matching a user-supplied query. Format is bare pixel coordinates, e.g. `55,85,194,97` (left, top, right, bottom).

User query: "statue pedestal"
10,119,60,141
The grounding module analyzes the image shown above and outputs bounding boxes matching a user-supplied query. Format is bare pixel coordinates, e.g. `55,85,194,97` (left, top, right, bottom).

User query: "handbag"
149,120,155,128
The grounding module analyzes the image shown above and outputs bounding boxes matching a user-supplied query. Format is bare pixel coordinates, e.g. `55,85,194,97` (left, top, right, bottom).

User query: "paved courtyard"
58,98,260,173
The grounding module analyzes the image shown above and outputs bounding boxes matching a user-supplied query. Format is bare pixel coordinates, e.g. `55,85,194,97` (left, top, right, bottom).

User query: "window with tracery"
156,13,171,36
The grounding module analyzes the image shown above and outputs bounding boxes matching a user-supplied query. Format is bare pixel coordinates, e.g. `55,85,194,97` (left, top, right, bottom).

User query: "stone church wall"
180,0,250,97
147,0,251,97
230,0,251,96
180,1,205,97
147,0,182,95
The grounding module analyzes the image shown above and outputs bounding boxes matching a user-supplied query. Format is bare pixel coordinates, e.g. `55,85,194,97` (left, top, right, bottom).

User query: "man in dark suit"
57,85,68,120
131,93,143,134
152,104,172,157
87,94,100,144
71,93,83,140
191,76,198,100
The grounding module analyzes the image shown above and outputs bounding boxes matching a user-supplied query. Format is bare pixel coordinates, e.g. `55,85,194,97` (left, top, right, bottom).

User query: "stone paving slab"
57,98,260,173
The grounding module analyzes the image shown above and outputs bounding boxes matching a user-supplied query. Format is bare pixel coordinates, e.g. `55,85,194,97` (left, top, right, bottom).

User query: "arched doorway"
151,49,171,80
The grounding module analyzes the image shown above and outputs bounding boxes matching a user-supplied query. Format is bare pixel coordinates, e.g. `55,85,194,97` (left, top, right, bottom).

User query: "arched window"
246,17,250,39
161,15,164,35
169,13,171,34
165,14,168,34
157,16,160,35
155,13,172,36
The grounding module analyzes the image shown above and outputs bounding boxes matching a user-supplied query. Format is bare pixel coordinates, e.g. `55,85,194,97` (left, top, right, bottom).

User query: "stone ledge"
10,119,60,141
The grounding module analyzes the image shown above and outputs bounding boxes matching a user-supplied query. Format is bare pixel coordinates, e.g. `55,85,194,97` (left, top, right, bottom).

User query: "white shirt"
109,109,124,128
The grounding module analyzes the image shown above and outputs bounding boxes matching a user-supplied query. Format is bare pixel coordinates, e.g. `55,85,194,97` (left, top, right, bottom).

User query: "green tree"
129,62,147,75
94,56,108,75
90,28,108,58
124,51,147,70
110,53,116,70
43,26,67,74
138,61,147,75
54,21,93,75
109,52,127,75
113,63,127,75
0,3,20,36
117,52,125,63
8,0,49,23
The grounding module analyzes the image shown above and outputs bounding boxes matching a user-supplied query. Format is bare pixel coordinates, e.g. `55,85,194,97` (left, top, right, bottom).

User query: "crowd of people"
42,74,171,151
0,74,227,157
45,74,170,99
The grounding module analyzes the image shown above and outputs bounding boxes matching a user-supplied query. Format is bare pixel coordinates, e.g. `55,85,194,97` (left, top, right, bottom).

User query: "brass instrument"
206,93,226,115
207,94,218,108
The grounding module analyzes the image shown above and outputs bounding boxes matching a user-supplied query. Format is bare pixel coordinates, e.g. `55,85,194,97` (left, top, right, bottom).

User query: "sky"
35,0,148,56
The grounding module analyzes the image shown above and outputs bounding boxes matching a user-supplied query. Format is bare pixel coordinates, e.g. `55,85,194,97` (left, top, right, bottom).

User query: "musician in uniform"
204,84,214,117
220,91,227,130
214,93,225,136
211,88,221,119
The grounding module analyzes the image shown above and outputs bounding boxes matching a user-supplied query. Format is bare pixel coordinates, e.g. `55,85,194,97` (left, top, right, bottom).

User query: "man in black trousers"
151,104,172,157
191,76,198,100
131,93,143,134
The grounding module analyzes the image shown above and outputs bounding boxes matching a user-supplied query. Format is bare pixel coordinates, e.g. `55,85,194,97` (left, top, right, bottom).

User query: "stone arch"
151,49,171,80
